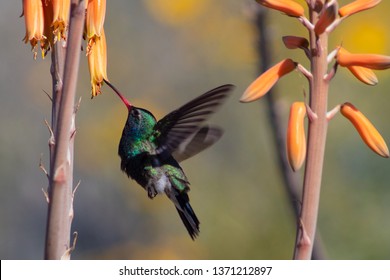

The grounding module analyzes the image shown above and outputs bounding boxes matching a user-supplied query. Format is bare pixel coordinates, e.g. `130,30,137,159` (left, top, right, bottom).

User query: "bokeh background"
1,0,390,259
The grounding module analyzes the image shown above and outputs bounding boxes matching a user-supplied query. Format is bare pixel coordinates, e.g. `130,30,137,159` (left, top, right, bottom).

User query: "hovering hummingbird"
104,79,234,239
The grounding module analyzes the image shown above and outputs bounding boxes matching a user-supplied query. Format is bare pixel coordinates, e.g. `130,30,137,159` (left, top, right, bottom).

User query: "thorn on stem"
44,119,55,146
61,232,78,260
305,104,318,122
53,164,67,183
74,97,82,114
73,180,81,197
39,154,50,180
41,188,50,203
298,219,312,248
42,89,53,102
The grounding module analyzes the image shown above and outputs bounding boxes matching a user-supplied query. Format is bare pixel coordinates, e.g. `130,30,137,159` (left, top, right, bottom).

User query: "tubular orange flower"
341,102,389,158
255,0,304,17
339,0,381,17
86,0,106,54
52,0,71,41
22,0,46,58
347,65,378,86
282,36,309,50
42,0,54,56
240,59,296,103
287,102,307,171
88,28,108,97
337,46,390,70
314,1,337,35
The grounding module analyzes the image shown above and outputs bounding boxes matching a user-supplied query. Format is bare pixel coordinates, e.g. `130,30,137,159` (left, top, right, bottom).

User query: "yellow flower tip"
86,0,106,40
91,80,105,98
287,102,307,171
339,0,381,17
314,1,338,35
282,36,309,50
88,29,108,98
240,58,296,103
52,0,70,41
347,65,378,86
255,0,304,17
337,46,390,70
341,102,389,158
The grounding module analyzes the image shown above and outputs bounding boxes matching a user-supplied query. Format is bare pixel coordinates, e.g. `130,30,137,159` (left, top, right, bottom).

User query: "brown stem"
294,1,329,260
255,6,326,260
44,0,85,260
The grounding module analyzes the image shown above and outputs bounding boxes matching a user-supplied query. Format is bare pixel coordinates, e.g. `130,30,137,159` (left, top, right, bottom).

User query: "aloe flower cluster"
22,0,107,97
241,0,390,172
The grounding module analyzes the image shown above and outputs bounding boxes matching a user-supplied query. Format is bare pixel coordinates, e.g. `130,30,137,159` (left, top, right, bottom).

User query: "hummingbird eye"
131,109,141,119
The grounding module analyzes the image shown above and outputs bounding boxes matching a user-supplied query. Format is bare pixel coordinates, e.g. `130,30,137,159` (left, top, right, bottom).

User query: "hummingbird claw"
147,186,157,199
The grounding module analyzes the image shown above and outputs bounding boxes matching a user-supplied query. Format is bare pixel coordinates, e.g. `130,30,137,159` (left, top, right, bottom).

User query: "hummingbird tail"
174,192,200,240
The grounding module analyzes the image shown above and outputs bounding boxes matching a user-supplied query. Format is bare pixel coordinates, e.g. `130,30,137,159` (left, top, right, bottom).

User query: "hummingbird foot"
147,186,157,199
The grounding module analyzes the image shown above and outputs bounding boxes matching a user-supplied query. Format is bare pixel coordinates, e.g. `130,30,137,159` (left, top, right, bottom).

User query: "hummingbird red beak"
103,79,132,110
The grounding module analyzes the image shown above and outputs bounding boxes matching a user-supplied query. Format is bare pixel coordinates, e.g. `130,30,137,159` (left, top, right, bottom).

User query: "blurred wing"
154,84,234,159
172,126,223,162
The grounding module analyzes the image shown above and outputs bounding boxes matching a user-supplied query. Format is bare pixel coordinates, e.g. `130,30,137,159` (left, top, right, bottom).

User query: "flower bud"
337,46,390,70
282,36,309,50
255,0,305,17
314,1,337,35
347,65,378,86
240,59,296,102
341,102,389,158
287,102,307,171
339,0,381,17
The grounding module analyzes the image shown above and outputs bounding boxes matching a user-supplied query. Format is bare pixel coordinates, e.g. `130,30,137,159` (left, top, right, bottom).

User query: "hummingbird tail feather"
174,192,200,240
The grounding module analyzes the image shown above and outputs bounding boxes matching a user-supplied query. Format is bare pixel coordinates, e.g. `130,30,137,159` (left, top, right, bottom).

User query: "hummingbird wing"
172,125,223,162
153,84,235,159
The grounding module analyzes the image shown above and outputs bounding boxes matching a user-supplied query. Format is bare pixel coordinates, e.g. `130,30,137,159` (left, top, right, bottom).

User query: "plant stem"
294,2,330,259
255,6,326,260
44,0,85,260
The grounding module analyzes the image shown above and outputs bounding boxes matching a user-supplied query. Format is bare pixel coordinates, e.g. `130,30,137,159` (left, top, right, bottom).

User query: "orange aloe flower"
52,0,71,41
42,0,54,55
240,59,296,102
86,0,106,54
88,28,108,97
22,0,46,58
282,36,309,50
347,65,378,86
314,1,337,35
336,46,390,70
341,102,389,158
287,102,307,171
255,0,304,17
339,0,381,17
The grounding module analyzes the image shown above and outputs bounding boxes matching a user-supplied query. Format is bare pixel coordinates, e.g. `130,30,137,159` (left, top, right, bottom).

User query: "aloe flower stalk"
243,0,388,260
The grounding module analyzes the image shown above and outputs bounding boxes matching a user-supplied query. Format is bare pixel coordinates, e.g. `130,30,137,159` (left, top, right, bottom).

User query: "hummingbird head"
104,79,132,111
104,79,156,138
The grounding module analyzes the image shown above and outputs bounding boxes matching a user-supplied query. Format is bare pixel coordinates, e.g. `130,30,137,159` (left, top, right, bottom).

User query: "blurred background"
1,0,390,259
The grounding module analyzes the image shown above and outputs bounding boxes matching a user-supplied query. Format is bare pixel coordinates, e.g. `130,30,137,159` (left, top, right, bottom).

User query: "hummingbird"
104,79,234,239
